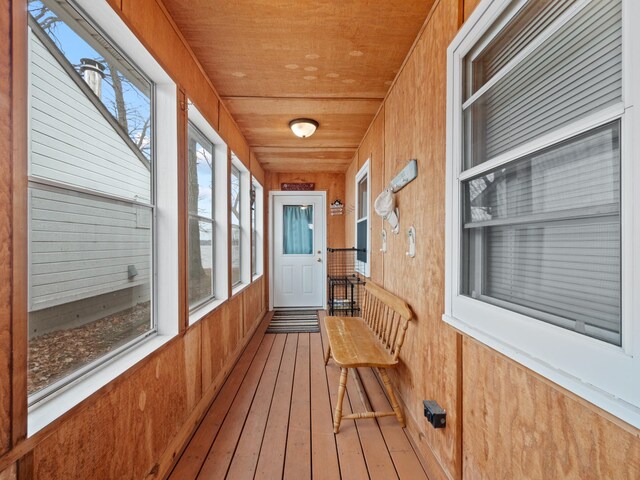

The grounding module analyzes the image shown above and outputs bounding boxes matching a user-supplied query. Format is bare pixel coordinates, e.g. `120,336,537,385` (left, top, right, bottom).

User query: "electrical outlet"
423,400,446,429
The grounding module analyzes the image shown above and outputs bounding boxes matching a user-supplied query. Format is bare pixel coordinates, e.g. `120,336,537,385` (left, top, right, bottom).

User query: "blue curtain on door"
283,205,314,254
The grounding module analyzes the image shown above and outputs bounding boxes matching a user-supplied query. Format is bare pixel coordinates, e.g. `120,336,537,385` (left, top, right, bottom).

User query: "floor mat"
266,310,320,333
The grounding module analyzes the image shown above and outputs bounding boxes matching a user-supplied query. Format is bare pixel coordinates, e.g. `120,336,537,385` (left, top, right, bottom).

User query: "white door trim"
269,191,327,311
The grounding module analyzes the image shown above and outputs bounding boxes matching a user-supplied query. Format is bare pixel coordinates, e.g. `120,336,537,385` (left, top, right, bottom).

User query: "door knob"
317,258,322,263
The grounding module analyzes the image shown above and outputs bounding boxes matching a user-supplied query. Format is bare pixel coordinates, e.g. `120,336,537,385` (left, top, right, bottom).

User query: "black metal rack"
327,247,365,316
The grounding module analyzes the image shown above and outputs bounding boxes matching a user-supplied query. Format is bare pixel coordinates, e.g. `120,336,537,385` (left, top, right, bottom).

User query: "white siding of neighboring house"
29,31,150,202
28,29,152,312
29,185,151,311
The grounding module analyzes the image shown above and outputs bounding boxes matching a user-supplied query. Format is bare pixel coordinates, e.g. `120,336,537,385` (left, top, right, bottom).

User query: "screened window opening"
188,122,215,309
251,183,257,276
27,0,155,398
231,165,242,286
355,163,369,275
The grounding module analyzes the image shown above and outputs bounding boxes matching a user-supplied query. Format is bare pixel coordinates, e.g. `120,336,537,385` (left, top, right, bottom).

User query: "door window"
283,205,314,255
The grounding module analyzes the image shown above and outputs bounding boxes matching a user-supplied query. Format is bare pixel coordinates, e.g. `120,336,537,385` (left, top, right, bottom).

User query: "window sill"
28,333,174,436
355,269,370,279
190,297,226,325
443,312,640,429
252,273,263,282
232,282,249,297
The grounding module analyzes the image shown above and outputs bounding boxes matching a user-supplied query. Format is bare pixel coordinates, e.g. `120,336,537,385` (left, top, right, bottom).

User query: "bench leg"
378,368,405,427
324,344,332,365
334,367,348,434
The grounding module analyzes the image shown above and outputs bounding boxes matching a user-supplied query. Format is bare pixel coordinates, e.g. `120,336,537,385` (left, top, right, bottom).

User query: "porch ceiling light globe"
289,118,319,138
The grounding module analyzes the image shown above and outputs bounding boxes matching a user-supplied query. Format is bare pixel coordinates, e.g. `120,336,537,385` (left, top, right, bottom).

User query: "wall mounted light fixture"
289,118,319,138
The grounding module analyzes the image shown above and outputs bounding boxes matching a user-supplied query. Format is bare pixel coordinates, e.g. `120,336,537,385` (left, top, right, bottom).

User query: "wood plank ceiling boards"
161,0,434,173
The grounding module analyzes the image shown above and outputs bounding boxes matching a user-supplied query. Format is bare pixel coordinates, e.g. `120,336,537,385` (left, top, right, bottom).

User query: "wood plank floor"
169,312,429,480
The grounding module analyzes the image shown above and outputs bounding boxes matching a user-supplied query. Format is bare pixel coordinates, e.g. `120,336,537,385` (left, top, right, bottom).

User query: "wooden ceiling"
162,0,434,172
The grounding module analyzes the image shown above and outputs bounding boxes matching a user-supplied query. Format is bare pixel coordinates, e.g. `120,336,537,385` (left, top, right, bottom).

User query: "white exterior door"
272,193,325,308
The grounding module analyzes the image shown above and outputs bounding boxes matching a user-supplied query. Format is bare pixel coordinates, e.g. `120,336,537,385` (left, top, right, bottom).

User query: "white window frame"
187,104,229,324
28,0,179,434
355,160,371,277
231,155,251,294
252,179,264,280
444,0,640,428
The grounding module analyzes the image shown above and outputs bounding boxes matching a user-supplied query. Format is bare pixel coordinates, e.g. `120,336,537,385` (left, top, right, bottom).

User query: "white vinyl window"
230,164,242,286
187,103,229,323
251,180,264,278
27,0,156,401
355,161,370,277
187,122,215,310
445,0,640,427
230,155,251,292
27,0,178,433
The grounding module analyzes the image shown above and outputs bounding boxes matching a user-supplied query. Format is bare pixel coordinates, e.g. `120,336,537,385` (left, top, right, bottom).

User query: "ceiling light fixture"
289,118,319,138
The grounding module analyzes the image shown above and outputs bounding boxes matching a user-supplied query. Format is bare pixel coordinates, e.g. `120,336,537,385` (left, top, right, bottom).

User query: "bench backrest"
361,282,414,362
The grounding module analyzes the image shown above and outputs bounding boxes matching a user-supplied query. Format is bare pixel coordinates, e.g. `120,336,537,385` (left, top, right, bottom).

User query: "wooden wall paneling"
184,323,202,412
220,106,250,169
106,0,122,11
381,0,461,477
357,108,384,285
0,0,13,456
10,0,28,450
119,0,220,131
200,306,225,392
227,294,244,357
250,151,265,186
258,277,265,318
463,0,483,21
242,279,263,336
263,172,277,308
201,295,245,391
0,463,15,480
344,157,357,248
178,88,188,332
32,339,193,479
463,337,640,479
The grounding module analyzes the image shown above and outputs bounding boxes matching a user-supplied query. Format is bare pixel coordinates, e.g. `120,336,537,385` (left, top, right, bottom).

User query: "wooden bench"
324,281,413,433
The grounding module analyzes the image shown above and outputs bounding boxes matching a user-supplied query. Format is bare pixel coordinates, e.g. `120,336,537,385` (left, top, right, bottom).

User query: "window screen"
231,165,241,286
187,122,214,309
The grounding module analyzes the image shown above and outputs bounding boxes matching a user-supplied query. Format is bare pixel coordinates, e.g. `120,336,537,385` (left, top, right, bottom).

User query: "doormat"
266,310,320,334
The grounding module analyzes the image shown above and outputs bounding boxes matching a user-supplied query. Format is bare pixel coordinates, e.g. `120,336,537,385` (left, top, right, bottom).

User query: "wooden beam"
177,88,188,333
10,0,28,450
0,0,13,457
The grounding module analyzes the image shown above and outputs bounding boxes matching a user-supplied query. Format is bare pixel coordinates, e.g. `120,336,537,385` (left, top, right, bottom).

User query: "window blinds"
467,0,577,96
463,0,622,168
460,0,623,346
463,122,621,345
